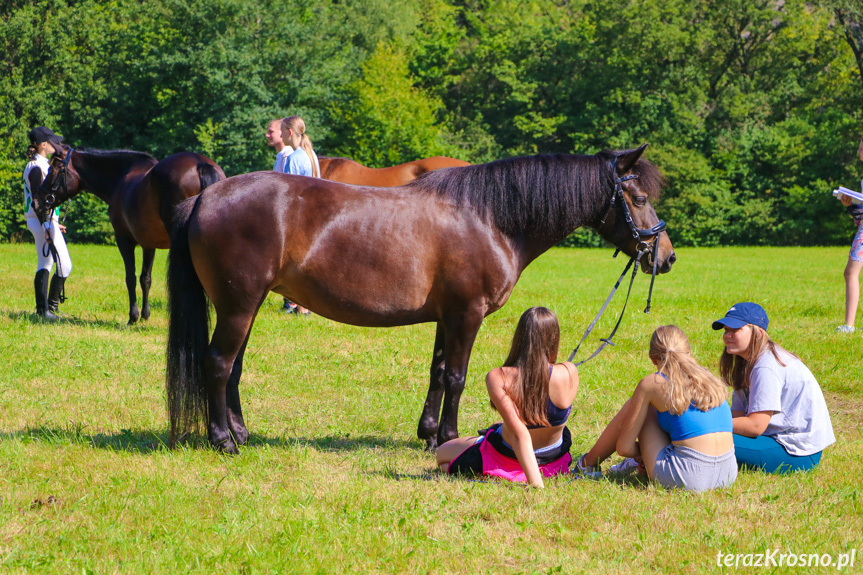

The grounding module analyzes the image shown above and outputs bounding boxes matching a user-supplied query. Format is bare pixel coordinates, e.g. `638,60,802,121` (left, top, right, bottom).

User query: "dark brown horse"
31,144,225,324
166,145,675,453
319,156,470,186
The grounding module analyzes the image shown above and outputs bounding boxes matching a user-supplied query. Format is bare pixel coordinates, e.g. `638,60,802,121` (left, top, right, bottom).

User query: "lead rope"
567,249,645,365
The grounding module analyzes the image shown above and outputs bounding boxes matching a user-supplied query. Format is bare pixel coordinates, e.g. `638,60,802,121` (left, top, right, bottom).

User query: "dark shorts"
448,424,572,477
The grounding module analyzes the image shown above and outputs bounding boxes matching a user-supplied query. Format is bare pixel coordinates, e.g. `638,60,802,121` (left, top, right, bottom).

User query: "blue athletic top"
526,366,572,429
655,374,732,441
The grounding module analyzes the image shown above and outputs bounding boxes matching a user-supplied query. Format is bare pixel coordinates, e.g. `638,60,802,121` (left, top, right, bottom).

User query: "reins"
567,161,667,365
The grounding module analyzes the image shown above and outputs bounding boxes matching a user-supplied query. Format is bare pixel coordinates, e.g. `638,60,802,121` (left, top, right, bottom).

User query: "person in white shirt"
836,137,863,333
266,118,293,173
23,126,72,321
714,302,835,473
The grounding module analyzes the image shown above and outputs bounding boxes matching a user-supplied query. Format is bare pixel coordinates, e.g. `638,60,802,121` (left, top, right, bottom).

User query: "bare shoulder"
634,373,664,396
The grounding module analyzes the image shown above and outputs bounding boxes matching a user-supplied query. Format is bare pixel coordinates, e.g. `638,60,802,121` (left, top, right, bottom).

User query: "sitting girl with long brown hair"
435,307,579,488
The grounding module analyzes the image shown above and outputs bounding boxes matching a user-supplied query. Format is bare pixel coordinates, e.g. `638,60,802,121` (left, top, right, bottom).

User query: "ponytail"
650,325,727,414
282,116,318,178
26,144,37,160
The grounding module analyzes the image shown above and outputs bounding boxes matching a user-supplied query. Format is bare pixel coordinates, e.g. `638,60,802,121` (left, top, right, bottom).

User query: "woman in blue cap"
23,126,72,320
713,302,835,473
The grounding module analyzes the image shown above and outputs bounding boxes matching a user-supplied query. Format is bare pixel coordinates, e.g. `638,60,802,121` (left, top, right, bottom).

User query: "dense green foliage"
1,0,861,246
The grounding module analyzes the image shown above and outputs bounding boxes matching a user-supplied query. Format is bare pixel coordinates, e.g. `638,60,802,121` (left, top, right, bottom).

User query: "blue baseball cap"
712,302,769,331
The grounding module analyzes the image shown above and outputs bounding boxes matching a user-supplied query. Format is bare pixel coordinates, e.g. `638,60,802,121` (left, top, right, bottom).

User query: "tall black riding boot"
34,269,57,321
48,273,65,314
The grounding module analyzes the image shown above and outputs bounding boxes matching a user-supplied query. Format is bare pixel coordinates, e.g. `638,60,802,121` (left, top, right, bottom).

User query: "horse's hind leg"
225,329,254,446
115,234,140,325
139,247,156,321
206,310,258,454
418,323,446,450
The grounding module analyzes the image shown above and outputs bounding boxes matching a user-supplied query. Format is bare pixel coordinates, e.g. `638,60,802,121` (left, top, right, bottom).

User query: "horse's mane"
410,151,662,240
74,147,158,163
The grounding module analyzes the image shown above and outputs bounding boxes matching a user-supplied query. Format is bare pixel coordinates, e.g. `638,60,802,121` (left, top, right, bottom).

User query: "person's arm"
614,377,656,458
486,369,544,488
732,411,775,437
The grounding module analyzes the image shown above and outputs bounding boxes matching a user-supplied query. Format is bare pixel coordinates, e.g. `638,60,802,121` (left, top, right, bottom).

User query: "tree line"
1,0,861,246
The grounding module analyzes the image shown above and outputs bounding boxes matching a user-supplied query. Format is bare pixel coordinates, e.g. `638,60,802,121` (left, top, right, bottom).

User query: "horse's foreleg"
139,248,156,321
437,311,484,447
418,322,446,450
115,235,139,325
205,311,257,454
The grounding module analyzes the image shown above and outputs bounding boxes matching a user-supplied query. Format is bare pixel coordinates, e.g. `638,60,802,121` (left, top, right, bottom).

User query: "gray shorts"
653,444,737,492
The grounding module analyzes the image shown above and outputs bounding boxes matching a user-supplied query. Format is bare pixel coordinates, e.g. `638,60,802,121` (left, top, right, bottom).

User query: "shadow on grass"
0,427,420,455
3,309,156,331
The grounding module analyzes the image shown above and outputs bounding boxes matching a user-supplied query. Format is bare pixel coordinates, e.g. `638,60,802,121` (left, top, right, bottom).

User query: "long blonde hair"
281,116,318,178
718,324,792,393
492,307,561,427
650,325,726,415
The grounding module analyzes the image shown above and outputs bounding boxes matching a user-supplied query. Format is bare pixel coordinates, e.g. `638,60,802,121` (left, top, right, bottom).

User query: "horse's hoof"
232,428,249,446
210,432,239,454
141,309,150,320
424,438,439,452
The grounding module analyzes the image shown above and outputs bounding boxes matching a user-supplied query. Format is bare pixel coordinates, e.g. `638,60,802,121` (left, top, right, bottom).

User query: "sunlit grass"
1,243,861,573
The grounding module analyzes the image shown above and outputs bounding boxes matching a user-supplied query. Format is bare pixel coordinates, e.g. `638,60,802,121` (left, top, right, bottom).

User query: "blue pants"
733,434,822,474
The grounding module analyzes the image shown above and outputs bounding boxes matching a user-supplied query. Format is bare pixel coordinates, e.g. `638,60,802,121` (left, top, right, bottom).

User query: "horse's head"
594,144,675,274
31,142,80,224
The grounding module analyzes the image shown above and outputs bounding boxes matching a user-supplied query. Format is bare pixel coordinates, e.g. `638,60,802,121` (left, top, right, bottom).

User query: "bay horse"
30,144,225,324
319,156,470,186
166,144,675,454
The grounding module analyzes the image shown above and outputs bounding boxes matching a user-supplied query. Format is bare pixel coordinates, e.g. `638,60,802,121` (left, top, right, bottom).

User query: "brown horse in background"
165,145,675,454
31,145,225,324
319,156,470,186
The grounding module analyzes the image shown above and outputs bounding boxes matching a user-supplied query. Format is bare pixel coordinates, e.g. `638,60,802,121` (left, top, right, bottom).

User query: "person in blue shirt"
279,116,319,316
281,116,320,179
573,325,737,492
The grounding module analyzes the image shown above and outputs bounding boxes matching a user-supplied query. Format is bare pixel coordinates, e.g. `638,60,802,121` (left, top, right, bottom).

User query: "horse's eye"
633,195,648,207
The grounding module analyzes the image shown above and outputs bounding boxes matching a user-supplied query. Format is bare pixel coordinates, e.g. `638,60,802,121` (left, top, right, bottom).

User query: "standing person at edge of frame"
836,136,863,333
280,115,320,316
23,127,72,321
714,302,836,473
435,307,580,488
265,117,295,314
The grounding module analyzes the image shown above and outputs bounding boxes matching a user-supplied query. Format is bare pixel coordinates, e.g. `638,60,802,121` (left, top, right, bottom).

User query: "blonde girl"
575,325,737,491
281,116,320,178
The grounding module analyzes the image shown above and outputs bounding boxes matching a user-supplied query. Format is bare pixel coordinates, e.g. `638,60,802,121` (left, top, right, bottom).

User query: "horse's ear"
614,143,648,175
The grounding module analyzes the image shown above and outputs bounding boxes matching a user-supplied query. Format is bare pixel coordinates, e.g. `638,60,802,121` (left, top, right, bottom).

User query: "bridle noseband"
567,159,671,366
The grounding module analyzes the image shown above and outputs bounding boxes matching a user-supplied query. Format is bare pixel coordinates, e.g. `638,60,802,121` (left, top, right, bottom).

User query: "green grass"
1,243,861,574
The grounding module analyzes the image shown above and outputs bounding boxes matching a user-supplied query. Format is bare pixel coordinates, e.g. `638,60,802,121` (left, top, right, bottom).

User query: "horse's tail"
165,194,211,447
197,162,223,191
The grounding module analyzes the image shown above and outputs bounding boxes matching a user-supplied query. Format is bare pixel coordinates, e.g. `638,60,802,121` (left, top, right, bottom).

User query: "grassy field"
0,243,861,574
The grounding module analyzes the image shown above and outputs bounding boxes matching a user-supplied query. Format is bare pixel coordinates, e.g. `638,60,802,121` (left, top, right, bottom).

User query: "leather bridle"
567,159,670,365
41,148,75,220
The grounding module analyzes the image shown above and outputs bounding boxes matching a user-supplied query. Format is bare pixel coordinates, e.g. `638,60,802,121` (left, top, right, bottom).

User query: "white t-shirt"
273,146,293,173
731,348,835,456
285,147,320,178
22,153,57,220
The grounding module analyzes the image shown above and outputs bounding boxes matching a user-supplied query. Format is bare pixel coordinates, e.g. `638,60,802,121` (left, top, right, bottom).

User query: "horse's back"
187,172,519,326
